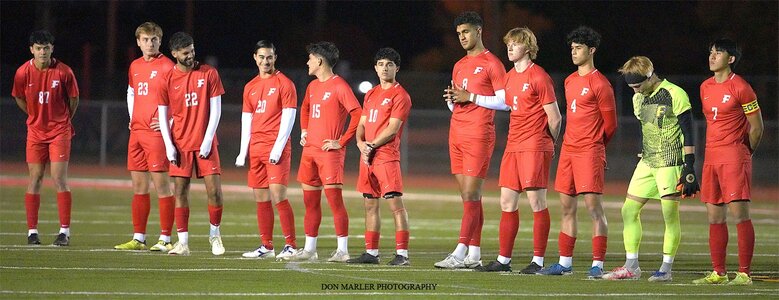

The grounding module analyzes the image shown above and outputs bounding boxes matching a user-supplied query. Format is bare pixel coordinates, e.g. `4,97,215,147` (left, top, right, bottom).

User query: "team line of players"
12,11,763,285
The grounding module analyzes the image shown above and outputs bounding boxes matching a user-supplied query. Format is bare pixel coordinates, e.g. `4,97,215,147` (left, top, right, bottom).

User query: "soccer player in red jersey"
291,42,362,262
435,11,508,269
157,32,225,256
235,40,299,260
693,38,763,286
12,30,79,246
114,22,176,252
542,26,617,277
476,27,562,274
346,48,412,266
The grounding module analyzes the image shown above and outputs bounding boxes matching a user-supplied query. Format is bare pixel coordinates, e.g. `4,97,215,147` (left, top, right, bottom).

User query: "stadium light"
358,81,373,94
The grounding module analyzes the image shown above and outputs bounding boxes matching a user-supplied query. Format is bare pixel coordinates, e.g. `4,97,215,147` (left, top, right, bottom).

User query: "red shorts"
357,160,403,198
499,151,552,191
169,146,221,178
127,131,169,172
296,146,345,186
26,137,71,164
248,143,291,188
701,161,752,204
449,134,495,179
554,150,605,195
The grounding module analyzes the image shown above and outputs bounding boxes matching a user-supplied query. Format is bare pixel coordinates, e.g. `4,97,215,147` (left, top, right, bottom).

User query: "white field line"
1,175,776,215
0,291,777,297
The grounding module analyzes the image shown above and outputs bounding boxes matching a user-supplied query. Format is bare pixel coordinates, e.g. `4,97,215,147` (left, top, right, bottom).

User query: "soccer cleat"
346,252,379,264
648,271,673,282
275,245,297,261
290,249,318,261
536,263,573,275
519,262,543,274
727,272,752,285
114,239,147,250
149,240,174,253
52,233,69,246
463,256,482,268
587,266,604,279
168,242,190,256
434,254,465,269
209,236,225,256
27,233,41,245
475,260,512,272
603,266,641,280
327,249,351,262
242,245,275,259
692,271,729,284
388,255,410,266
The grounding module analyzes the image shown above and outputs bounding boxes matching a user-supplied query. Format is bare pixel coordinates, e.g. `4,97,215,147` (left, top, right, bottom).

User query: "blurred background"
1,1,777,192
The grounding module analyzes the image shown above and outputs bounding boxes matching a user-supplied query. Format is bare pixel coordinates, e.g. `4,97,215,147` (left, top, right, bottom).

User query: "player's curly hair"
566,26,601,49
373,47,401,66
169,32,193,52
306,41,339,67
454,11,483,29
709,38,741,69
29,30,54,46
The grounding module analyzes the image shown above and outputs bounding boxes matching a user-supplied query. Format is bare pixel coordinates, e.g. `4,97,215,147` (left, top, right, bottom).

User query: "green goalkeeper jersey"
632,79,691,168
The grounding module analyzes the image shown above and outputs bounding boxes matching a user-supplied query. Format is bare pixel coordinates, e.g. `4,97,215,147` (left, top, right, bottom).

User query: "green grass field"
1,177,777,299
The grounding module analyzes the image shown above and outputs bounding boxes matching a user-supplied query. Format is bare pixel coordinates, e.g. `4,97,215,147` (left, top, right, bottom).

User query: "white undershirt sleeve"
473,89,510,111
269,108,297,164
199,95,222,157
127,85,134,118
235,112,252,167
157,105,177,162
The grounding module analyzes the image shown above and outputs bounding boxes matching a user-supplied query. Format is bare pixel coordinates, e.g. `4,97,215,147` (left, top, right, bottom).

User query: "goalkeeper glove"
676,153,700,198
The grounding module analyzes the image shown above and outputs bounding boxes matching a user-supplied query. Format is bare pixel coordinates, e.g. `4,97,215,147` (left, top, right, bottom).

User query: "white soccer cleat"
327,249,350,262
168,242,190,256
149,240,174,253
602,266,641,280
209,236,225,256
242,245,275,259
290,249,318,261
275,245,297,261
463,256,482,268
434,254,465,269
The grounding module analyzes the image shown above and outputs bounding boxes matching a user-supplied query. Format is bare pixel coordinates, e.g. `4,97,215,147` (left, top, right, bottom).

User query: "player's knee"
51,176,68,192
460,190,481,201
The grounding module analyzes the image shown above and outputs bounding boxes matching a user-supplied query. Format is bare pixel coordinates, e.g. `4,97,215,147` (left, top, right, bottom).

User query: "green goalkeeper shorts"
627,159,682,199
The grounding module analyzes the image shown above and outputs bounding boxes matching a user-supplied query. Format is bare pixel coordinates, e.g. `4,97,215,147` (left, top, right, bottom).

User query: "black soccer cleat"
387,254,410,266
27,233,41,245
346,252,379,264
519,262,543,274
52,233,69,246
475,260,512,272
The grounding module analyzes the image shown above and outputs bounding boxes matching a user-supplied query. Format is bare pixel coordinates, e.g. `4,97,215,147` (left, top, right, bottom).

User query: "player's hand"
676,156,700,198
166,147,179,166
442,85,454,103
269,150,281,165
447,84,472,104
235,154,246,167
321,139,342,151
199,143,212,158
150,118,161,131
300,131,308,146
127,122,131,130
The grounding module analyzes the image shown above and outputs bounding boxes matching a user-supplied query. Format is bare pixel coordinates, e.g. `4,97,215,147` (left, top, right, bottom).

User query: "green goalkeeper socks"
621,198,644,254
661,199,681,256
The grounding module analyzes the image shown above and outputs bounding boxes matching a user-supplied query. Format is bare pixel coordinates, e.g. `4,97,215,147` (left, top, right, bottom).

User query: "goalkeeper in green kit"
602,56,699,282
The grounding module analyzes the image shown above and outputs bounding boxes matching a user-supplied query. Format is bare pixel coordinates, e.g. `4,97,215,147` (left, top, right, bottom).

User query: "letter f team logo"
197,79,205,88
322,92,331,101
51,80,60,89
150,71,158,79
473,67,483,74
267,88,277,96
580,87,589,96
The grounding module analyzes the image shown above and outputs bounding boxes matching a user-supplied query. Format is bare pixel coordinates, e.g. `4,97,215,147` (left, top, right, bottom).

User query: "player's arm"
355,115,371,164
299,94,310,146
543,102,562,144
450,85,510,111
745,108,764,153
127,85,134,118
157,105,178,165
602,109,617,145
369,118,403,148
235,112,252,167
68,96,79,118
677,109,699,198
199,95,222,158
269,108,296,164
324,106,362,151
13,97,28,114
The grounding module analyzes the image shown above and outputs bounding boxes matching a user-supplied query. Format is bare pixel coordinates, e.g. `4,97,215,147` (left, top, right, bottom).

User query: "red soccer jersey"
450,50,505,136
700,73,758,163
362,82,412,162
504,63,556,152
561,69,616,152
128,53,174,133
242,70,298,145
300,75,361,149
158,63,225,151
12,58,79,142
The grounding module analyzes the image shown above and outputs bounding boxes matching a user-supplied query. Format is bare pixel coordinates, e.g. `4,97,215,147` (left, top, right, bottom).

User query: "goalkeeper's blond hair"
619,56,654,77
